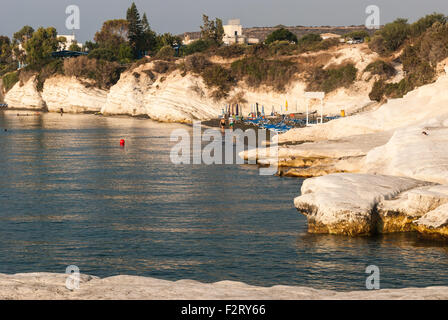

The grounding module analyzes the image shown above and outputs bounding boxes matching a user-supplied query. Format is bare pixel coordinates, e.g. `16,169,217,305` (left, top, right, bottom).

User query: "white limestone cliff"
42,76,108,113
4,76,45,110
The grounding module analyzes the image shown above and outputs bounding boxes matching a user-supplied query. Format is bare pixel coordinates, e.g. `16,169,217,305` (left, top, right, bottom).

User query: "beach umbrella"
256,103,259,116
285,100,288,112
236,104,239,116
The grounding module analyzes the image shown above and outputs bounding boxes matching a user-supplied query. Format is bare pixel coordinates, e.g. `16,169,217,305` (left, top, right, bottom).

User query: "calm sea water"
0,111,447,291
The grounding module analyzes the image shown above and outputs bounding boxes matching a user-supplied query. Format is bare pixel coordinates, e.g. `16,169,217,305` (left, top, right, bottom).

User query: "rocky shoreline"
240,66,448,240
0,273,446,300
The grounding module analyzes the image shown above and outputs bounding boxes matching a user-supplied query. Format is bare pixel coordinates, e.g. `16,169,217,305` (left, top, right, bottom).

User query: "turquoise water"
0,111,447,291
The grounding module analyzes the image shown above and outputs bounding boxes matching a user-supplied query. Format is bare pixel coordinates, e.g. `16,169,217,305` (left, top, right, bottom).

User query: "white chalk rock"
294,173,428,235
5,76,45,110
278,72,448,143
365,115,448,184
42,76,108,113
416,203,448,230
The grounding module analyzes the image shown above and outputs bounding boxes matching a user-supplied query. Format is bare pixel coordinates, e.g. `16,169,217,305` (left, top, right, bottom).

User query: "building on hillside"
222,19,259,45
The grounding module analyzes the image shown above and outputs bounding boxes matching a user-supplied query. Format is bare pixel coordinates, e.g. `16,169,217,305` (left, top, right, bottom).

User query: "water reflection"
0,111,447,290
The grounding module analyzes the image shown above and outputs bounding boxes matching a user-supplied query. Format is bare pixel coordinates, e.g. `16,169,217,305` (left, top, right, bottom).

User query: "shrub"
156,45,175,59
369,80,386,101
369,18,410,55
231,57,299,91
306,63,358,93
364,60,396,77
87,48,118,62
268,40,298,56
184,53,211,73
37,59,63,90
182,39,214,56
410,13,447,37
297,33,322,48
201,65,234,99
64,56,122,89
2,71,19,92
244,43,270,58
214,45,246,58
152,60,176,74
265,28,298,44
343,30,370,39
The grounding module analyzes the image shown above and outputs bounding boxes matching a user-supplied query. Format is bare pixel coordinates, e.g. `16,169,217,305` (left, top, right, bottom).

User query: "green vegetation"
306,64,358,93
63,56,123,89
200,15,224,45
201,65,234,100
214,45,246,58
368,13,448,101
24,27,60,65
265,28,298,44
155,45,175,59
2,71,19,92
88,48,118,62
343,30,370,39
231,57,300,91
182,39,214,56
364,60,396,77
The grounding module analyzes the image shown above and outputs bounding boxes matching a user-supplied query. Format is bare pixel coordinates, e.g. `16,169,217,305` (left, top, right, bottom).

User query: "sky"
0,0,448,42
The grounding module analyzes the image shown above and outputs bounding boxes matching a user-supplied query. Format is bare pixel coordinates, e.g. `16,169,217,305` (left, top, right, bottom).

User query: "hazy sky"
1,0,448,42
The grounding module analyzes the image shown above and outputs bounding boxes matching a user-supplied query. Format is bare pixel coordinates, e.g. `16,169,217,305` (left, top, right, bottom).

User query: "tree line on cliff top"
2,7,448,102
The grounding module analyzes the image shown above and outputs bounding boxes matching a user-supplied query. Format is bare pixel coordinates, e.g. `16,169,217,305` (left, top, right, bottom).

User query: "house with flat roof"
223,19,259,45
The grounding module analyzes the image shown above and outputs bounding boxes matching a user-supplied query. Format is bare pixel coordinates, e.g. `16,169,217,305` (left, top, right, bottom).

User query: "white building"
223,19,259,45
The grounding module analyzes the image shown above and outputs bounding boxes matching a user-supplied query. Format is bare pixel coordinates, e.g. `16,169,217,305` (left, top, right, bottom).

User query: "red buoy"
120,139,125,147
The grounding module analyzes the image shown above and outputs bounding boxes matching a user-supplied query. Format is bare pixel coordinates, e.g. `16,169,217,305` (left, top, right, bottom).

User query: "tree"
24,27,60,65
155,33,182,52
118,43,133,63
200,15,224,45
69,41,82,52
126,2,144,58
265,28,298,44
13,26,34,44
410,13,447,37
141,13,157,53
0,36,12,65
84,41,99,52
94,19,129,48
370,18,410,54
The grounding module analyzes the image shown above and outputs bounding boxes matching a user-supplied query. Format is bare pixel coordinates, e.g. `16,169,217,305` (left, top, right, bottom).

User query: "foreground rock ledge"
0,273,447,300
